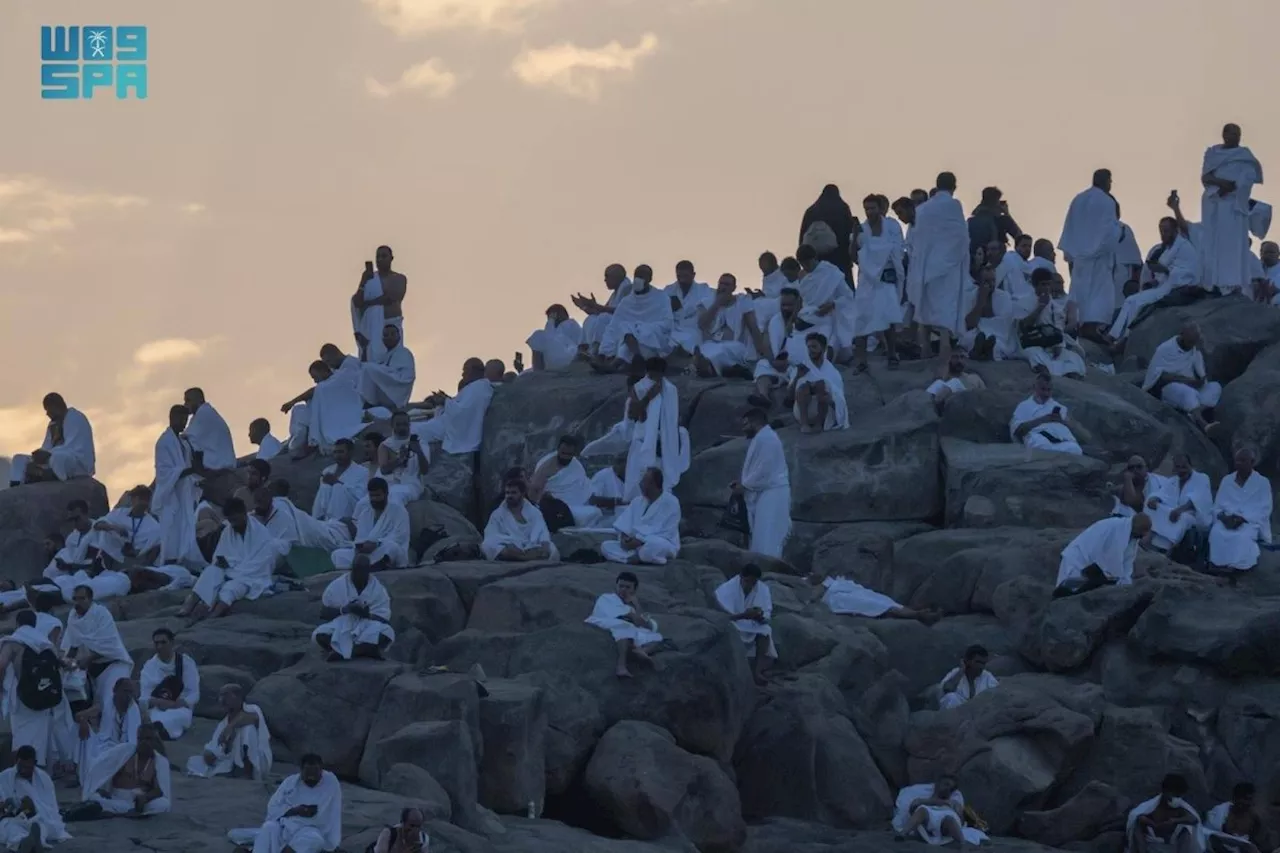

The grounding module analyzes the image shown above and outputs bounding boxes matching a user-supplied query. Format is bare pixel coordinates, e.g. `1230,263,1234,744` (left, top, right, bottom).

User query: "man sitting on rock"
481,477,558,563
371,807,428,853
1142,322,1221,431
1203,782,1267,853
248,417,284,462
271,480,356,553
139,628,199,741
586,571,663,679
600,467,682,566
1126,773,1201,853
893,774,988,846
938,644,999,710
714,564,776,686
793,332,849,433
528,435,604,529
9,392,96,487
232,459,273,508
378,411,428,506
808,570,941,624
1111,456,1162,520
74,678,142,788
84,485,161,576
282,346,366,458
587,460,628,527
926,350,986,412
229,753,341,853
179,498,282,621
61,585,134,712
1208,447,1273,577
0,745,71,849
313,556,396,661
80,723,171,818
332,477,412,572
1147,453,1214,558
186,684,271,781
749,286,814,414
410,356,494,457
35,499,134,604
312,438,370,523
1009,371,1085,456
1053,514,1150,598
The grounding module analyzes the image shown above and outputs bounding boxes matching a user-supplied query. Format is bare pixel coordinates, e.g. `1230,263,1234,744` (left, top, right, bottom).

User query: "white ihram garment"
153,428,203,567
740,426,791,558
234,771,343,853
139,652,200,739
193,517,280,608
277,498,353,552
959,283,1018,359
1147,471,1213,551
601,492,682,565
481,499,559,562
1020,297,1087,377
621,377,690,502
753,313,814,382
1200,802,1255,851
797,261,852,350
1109,237,1201,340
586,593,662,645
714,577,776,658
10,407,96,484
1142,336,1222,412
1009,396,1082,456
1126,796,1201,852
600,286,675,362
82,741,172,816
186,703,273,779
352,272,393,360
907,191,969,336
77,699,141,787
0,765,70,847
1208,470,1273,571
360,344,416,411
893,783,988,846
938,668,999,710
997,251,1037,317
331,497,411,570
1,629,76,768
87,508,161,564
185,403,237,471
527,317,583,370
1058,185,1123,324
1201,144,1264,293
588,468,625,526
535,453,603,527
376,435,424,505
289,357,366,452
665,281,715,354
582,278,632,351
312,572,396,659
410,377,493,457
853,218,905,337
698,295,757,373
793,357,849,430
1056,516,1138,589
821,576,901,617
312,462,370,522
61,602,133,704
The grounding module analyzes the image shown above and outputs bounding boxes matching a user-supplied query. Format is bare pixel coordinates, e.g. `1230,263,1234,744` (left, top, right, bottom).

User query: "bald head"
1177,321,1201,349
485,359,505,381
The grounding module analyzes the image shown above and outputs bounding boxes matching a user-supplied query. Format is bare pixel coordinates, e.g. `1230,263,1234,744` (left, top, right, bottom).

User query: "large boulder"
940,438,1112,528
0,478,108,581
359,672,484,785
247,658,407,777
477,678,548,816
585,720,745,852
1120,294,1280,383
118,614,316,679
1215,341,1280,477
677,392,942,524
1128,585,1280,677
734,675,892,829
905,674,1105,833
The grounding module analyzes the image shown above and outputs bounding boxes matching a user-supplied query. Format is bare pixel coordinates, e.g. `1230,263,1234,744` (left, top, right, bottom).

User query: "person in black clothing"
799,184,856,286
968,186,1023,257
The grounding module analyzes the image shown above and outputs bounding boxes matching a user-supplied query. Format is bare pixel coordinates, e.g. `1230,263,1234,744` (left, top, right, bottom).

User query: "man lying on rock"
807,571,941,624
892,774,988,846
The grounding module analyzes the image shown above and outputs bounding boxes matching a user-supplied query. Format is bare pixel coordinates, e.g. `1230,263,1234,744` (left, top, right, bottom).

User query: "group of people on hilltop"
1,123,1277,851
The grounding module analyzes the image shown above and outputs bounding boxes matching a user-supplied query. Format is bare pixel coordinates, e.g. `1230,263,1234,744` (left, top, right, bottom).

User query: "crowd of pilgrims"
0,123,1276,849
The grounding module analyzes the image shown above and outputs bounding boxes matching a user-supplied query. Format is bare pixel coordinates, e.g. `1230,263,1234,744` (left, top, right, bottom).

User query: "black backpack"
151,653,186,702
18,646,63,711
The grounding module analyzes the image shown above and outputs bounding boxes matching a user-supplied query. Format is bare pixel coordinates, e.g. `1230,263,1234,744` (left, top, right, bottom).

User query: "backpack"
538,495,576,534
18,646,63,711
801,221,838,255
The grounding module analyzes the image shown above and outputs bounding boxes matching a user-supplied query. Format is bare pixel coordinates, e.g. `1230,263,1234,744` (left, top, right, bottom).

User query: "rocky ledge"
3,295,1280,853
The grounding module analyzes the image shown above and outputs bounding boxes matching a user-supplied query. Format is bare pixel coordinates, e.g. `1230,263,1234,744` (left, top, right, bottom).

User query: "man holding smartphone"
352,245,408,361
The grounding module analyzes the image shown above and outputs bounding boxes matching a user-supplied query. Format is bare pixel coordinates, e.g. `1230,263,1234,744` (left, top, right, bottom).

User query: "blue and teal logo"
41,26,148,100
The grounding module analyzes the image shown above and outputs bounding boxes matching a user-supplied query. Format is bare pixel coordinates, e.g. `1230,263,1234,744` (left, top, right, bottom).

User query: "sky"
2,0,1277,498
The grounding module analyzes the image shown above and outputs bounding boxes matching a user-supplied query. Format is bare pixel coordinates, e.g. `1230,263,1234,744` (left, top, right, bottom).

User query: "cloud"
362,0,559,35
512,32,659,100
366,59,460,100
0,174,147,252
132,338,206,368
180,202,206,215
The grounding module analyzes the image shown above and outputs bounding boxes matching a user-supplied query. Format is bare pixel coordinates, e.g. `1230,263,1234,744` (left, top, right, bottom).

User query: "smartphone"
365,260,374,273
1053,406,1061,416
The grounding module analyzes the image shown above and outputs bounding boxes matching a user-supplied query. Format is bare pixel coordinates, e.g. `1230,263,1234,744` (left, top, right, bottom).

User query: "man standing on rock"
731,408,791,558
352,245,408,362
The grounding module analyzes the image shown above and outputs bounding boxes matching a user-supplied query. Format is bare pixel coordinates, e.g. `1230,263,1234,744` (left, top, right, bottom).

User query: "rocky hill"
3,295,1280,853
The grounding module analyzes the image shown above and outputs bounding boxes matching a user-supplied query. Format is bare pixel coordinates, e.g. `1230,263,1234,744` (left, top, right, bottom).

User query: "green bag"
284,545,334,579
